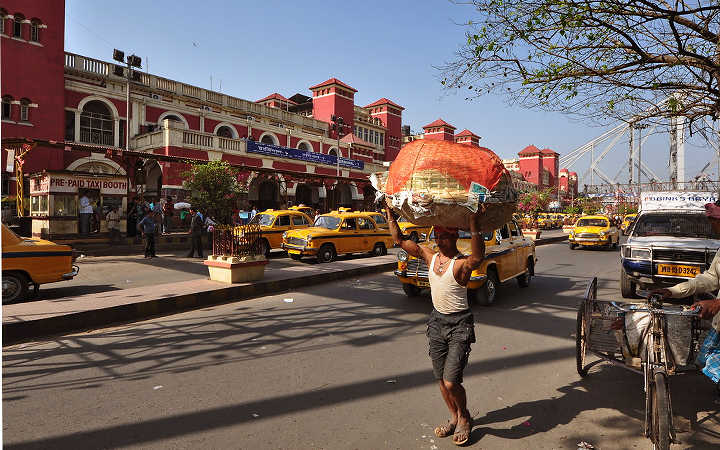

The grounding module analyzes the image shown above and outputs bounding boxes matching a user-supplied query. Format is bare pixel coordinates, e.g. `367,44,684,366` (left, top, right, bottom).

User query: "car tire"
317,244,336,263
620,266,637,298
517,259,533,288
2,271,29,304
402,283,421,297
569,242,576,250
409,232,419,243
472,267,498,306
371,243,385,257
290,254,302,261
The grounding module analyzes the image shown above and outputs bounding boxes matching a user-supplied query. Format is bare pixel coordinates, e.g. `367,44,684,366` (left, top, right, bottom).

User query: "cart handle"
609,301,701,316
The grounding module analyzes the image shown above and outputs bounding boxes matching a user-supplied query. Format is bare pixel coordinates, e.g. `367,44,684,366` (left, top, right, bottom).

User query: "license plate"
417,280,430,288
657,263,700,278
288,249,301,255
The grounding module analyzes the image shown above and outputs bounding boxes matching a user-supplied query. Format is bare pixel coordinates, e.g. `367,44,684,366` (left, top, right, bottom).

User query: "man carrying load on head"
386,200,485,446
651,201,720,397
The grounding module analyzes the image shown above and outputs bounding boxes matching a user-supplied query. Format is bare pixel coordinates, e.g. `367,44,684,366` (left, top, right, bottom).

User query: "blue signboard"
246,140,364,170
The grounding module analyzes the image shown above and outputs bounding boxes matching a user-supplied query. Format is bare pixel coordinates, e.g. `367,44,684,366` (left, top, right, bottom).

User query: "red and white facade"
2,0,404,217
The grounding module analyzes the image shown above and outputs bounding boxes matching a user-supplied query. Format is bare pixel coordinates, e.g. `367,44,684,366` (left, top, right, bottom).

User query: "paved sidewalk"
3,233,566,345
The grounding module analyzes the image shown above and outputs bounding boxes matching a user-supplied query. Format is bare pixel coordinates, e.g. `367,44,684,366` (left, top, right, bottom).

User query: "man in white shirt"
106,206,121,243
78,192,94,235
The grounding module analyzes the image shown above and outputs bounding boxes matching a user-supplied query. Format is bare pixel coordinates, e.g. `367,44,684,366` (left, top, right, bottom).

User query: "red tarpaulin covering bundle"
372,140,517,230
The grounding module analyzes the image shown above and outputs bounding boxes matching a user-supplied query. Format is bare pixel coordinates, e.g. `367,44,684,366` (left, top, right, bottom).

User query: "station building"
2,0,404,236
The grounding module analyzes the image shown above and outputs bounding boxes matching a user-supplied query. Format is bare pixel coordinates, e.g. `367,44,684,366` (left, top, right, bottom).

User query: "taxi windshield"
314,216,341,229
249,213,274,226
398,217,411,223
632,213,716,238
577,218,608,227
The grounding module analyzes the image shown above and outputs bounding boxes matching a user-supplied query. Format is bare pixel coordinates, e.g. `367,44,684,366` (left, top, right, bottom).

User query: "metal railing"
212,224,263,257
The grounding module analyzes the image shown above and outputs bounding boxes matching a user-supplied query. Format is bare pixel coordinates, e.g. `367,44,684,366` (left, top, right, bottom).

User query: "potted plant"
204,224,268,283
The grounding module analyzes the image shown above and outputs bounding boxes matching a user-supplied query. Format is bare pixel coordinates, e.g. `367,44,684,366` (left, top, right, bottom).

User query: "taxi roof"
578,215,609,220
259,209,310,216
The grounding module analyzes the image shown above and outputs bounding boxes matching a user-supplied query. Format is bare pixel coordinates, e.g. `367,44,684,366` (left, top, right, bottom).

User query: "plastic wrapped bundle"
371,140,517,231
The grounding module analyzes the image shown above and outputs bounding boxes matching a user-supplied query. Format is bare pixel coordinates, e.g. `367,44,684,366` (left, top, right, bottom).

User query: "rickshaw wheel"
575,300,589,377
651,372,671,450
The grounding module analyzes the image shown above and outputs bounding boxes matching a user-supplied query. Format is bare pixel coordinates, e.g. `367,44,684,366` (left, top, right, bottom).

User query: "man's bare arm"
456,215,485,286
385,201,433,264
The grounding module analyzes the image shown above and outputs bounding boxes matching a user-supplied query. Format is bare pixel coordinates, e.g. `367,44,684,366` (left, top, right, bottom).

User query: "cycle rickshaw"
576,277,709,449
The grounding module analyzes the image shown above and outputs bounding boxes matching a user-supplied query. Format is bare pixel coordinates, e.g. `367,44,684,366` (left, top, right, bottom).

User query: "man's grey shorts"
426,308,475,383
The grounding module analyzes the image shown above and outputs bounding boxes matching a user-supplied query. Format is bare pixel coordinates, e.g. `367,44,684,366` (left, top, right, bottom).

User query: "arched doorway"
144,161,163,198
216,126,234,138
295,183,312,206
258,180,279,211
333,183,352,209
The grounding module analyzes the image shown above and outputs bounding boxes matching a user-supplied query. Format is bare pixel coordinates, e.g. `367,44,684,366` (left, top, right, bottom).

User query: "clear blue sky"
64,0,717,185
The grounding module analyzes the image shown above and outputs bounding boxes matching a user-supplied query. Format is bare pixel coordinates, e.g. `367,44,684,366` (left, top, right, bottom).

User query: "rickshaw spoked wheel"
650,371,671,450
575,299,590,377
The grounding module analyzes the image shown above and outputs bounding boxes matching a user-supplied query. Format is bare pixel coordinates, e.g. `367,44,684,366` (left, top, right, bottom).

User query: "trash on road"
252,413,260,418
577,442,594,449
153,385,163,390
386,379,397,384
521,421,531,427
283,298,294,303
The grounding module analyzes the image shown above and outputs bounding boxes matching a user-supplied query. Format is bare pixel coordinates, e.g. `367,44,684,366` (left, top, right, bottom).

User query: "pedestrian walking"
137,210,158,258
78,191,93,235
187,208,204,258
204,214,216,250
106,205,121,243
127,201,137,239
162,196,173,233
386,200,484,445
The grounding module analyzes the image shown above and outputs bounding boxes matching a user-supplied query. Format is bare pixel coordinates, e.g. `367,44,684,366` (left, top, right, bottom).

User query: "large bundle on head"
372,140,517,231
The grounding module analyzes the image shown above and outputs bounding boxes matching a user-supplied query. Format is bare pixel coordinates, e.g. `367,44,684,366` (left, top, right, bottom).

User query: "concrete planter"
204,255,268,283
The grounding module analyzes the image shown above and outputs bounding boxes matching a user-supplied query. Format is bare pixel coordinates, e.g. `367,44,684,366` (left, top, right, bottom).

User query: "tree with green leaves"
182,161,246,225
442,1,720,135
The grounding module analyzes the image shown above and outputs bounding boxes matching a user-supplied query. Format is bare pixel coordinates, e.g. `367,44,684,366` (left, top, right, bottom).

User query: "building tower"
365,98,404,161
309,78,357,140
422,119,456,142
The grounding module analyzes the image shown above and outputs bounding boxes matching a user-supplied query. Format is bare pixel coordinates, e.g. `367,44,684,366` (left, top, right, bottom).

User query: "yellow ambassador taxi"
568,215,620,250
245,209,313,257
395,220,537,306
621,213,638,235
397,217,431,243
2,223,79,304
289,205,314,218
282,211,394,262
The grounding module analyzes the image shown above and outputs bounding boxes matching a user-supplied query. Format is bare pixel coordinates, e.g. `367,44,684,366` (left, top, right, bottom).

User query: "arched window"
13,13,23,38
80,100,114,145
297,142,311,151
328,148,337,157
2,95,12,120
260,133,278,145
216,125,234,138
30,19,40,42
20,98,30,122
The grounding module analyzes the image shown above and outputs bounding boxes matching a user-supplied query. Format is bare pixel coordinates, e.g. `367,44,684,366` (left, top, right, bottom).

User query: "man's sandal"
434,422,456,438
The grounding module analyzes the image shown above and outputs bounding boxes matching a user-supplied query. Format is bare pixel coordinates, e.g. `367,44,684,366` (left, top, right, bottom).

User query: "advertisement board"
640,191,718,211
246,141,364,170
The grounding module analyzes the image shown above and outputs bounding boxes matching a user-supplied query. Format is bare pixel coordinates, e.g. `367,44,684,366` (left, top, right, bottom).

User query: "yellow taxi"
282,211,394,262
395,220,536,305
359,211,390,230
245,209,313,257
396,217,432,242
2,223,79,304
621,213,638,235
537,213,553,229
568,215,620,250
289,205,315,218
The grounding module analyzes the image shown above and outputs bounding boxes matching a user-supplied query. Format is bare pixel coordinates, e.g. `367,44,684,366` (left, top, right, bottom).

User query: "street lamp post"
635,123,648,192
330,115,345,208
113,49,142,150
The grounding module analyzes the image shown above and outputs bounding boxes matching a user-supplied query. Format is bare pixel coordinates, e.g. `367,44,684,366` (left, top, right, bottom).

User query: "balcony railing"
80,129,113,146
64,52,330,133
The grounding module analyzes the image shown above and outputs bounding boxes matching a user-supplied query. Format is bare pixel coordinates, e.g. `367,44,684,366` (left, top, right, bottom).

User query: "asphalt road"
3,242,719,449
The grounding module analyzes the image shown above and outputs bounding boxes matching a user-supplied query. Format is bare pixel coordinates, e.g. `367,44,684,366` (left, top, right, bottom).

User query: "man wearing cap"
651,201,720,395
386,201,485,446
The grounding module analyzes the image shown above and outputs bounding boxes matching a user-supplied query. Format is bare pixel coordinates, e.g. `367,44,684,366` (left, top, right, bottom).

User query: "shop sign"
247,141,364,170
31,174,129,195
